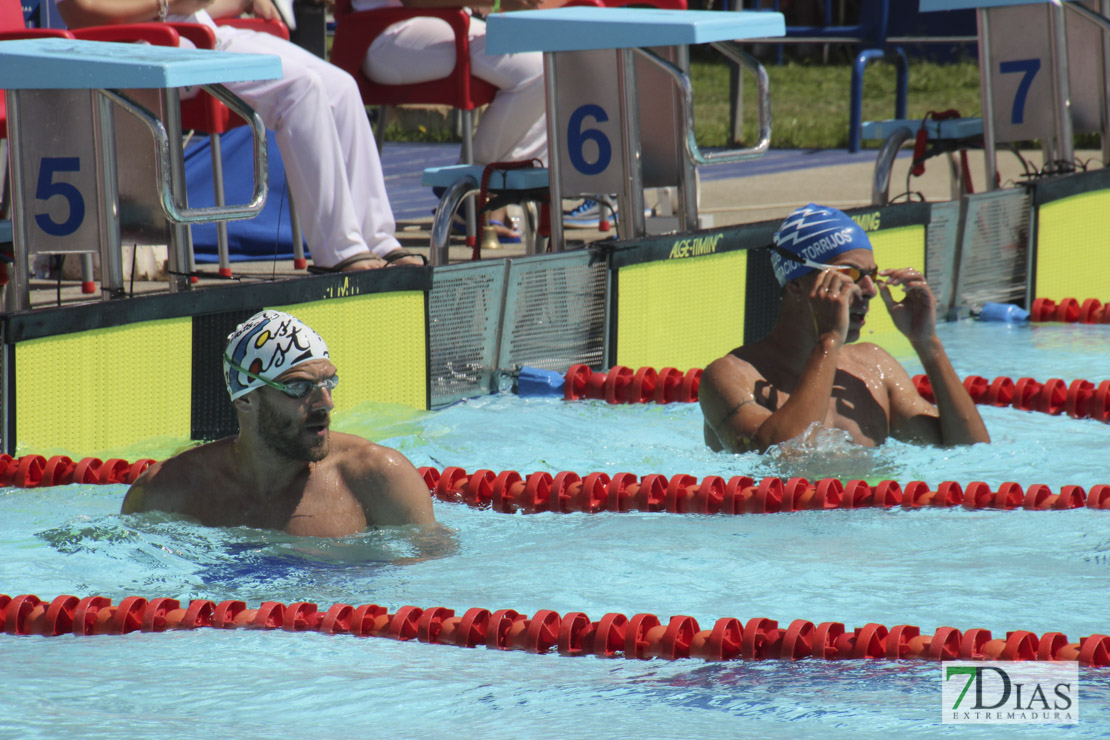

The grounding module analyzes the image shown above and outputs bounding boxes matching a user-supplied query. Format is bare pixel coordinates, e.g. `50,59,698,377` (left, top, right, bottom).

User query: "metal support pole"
616,47,645,241
5,91,30,312
1048,2,1075,170
543,51,564,252
978,8,999,191
160,88,192,291
674,45,698,233
91,91,124,299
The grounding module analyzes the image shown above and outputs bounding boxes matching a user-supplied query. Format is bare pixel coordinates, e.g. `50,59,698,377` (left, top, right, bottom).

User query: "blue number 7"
999,58,1041,126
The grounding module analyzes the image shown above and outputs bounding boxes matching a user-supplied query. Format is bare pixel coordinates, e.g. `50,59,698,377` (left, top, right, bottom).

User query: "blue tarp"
184,126,301,263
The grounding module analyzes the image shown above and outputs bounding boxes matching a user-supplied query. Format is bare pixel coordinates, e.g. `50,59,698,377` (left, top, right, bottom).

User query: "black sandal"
306,253,386,274
382,248,428,266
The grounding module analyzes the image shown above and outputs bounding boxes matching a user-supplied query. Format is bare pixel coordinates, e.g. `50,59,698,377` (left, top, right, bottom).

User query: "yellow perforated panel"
1035,191,1110,302
275,291,427,411
15,319,192,456
616,249,746,371
863,225,926,360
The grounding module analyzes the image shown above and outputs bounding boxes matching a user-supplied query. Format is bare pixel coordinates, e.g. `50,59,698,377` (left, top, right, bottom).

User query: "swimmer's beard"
257,393,331,463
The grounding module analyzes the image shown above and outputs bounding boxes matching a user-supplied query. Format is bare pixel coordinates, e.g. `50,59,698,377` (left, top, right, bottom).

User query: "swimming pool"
2,320,1109,737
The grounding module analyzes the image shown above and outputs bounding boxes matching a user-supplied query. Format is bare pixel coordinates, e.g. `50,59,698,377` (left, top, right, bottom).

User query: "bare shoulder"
122,440,233,516
700,349,766,406
329,432,435,526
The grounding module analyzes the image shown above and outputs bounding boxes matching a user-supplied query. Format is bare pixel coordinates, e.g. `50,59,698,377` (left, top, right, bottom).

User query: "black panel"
1032,167,1110,206
743,241,781,345
191,310,259,441
2,267,432,343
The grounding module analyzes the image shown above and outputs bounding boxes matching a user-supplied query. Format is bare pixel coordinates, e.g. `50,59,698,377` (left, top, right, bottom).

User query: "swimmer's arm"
887,339,990,446
700,341,840,453
120,462,187,515
354,447,436,527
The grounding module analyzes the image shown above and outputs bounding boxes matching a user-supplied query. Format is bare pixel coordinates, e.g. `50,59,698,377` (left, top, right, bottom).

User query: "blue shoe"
563,199,617,229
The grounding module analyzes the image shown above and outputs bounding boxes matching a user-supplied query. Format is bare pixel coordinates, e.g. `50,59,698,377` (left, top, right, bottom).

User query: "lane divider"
1030,297,1110,324
913,374,1110,422
416,467,1110,514
560,364,702,404
4,593,1107,666
4,454,1109,516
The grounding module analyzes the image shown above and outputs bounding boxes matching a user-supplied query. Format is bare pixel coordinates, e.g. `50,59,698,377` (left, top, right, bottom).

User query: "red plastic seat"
330,1,499,246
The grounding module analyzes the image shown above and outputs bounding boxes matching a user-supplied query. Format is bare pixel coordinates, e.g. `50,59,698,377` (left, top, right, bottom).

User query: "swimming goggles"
772,246,879,284
225,357,338,399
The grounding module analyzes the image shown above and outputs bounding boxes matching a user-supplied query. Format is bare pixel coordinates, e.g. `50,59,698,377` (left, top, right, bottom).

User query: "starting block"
862,116,985,206
421,164,550,265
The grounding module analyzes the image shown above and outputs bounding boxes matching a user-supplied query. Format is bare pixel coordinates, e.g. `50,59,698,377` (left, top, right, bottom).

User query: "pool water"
2,320,1109,738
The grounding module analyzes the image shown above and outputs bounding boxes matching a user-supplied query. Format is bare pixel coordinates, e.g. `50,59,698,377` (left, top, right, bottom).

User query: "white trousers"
215,26,400,267
363,16,548,166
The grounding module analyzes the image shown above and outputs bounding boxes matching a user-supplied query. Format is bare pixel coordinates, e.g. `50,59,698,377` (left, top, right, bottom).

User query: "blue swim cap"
770,204,871,286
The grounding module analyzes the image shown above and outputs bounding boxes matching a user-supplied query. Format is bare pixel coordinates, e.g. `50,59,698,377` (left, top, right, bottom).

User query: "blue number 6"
567,104,611,176
34,157,85,237
999,58,1041,126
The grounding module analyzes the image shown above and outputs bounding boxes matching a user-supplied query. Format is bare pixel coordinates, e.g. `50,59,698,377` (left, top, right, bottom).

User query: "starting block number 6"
567,104,612,176
34,156,86,237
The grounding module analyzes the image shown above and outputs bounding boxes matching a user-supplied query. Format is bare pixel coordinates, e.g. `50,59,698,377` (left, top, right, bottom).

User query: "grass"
692,57,983,150
379,56,985,151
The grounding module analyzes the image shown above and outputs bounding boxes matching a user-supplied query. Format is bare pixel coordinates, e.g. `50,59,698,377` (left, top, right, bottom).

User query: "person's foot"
338,255,387,270
563,198,616,229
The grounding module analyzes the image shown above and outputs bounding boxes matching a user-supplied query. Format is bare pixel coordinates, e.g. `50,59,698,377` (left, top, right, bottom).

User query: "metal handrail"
634,41,771,167
97,84,268,225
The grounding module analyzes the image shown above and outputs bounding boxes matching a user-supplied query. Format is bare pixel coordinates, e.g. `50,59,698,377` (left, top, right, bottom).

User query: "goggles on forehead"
772,246,879,284
225,357,338,399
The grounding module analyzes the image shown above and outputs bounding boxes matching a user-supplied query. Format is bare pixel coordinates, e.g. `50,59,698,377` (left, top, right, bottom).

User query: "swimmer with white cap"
123,310,435,535
699,204,990,453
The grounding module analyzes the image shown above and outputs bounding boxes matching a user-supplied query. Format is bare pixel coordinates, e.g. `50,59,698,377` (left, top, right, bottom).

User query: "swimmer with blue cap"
700,204,989,453
122,310,436,536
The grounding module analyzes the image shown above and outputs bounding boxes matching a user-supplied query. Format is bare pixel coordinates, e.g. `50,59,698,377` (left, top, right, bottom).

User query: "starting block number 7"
999,58,1040,126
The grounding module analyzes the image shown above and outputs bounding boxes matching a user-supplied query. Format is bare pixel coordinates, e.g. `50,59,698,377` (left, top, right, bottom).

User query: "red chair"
169,17,300,276
329,1,498,246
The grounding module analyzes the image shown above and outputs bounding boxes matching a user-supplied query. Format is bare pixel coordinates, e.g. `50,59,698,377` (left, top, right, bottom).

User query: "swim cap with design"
770,203,871,286
223,310,330,400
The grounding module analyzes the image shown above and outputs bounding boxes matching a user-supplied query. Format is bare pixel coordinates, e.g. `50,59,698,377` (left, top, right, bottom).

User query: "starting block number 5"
34,157,86,237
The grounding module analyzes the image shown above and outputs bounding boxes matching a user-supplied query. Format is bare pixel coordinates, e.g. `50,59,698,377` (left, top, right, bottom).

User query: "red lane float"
5,592,1108,667
1030,297,1110,324
564,364,701,405
417,466,1110,515
914,374,1110,422
0,455,154,488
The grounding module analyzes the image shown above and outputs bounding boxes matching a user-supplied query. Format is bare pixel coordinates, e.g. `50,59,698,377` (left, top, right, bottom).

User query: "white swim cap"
223,310,330,400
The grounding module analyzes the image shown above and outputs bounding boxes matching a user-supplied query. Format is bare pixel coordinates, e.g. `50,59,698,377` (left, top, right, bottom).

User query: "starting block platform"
0,37,281,308
863,116,986,206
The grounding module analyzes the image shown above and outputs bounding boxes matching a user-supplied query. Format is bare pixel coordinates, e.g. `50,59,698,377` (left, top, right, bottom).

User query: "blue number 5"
34,157,85,237
999,58,1041,126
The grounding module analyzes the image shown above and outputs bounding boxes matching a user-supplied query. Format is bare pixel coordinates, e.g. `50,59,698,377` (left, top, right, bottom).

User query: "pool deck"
23,142,1056,307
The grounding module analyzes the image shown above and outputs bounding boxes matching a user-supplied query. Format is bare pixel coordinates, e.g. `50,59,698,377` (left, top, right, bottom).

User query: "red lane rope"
1030,297,1110,324
4,592,1107,666
563,364,702,404
913,374,1110,422
5,455,1110,516
416,467,1110,514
